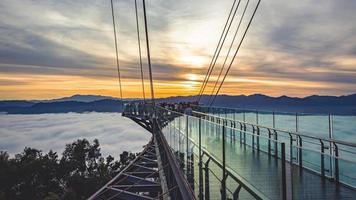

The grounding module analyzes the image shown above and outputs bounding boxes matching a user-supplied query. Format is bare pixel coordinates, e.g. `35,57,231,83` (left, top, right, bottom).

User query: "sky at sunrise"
0,0,356,100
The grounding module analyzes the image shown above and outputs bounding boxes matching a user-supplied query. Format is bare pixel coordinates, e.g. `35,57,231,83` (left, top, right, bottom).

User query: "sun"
181,55,205,68
186,73,198,81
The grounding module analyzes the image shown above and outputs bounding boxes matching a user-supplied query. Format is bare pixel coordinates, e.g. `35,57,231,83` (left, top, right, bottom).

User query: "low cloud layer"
0,112,151,158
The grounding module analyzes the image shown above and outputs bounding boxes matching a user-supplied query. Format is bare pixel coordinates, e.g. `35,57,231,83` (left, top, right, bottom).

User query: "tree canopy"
0,139,136,200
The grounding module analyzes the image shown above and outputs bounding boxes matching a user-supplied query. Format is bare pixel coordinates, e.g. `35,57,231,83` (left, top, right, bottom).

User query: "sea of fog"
0,112,151,159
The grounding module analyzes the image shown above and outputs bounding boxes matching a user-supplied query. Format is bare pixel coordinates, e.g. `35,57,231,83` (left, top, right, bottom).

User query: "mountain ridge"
1,93,355,115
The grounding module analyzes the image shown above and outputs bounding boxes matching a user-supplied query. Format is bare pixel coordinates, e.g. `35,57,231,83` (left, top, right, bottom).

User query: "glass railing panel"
338,143,356,187
332,115,356,141
232,110,245,121
301,146,322,173
200,119,223,162
258,111,274,127
274,112,297,132
298,113,329,138
244,110,257,124
188,115,199,143
208,161,224,199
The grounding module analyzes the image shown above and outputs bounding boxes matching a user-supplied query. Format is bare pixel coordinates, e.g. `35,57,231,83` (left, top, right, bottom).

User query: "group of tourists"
124,101,199,116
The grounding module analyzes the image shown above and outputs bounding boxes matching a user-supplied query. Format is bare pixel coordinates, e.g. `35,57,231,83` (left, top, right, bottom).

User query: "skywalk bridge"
89,0,356,198
89,103,356,200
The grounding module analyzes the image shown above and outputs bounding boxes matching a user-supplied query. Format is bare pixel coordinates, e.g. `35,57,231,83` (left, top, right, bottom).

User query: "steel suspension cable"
110,0,123,106
207,0,250,104
142,0,155,104
134,0,146,102
196,0,237,101
209,0,261,106
198,0,242,103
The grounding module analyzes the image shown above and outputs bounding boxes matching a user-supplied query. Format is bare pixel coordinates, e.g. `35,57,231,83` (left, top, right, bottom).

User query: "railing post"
199,117,204,200
204,158,211,200
243,110,246,122
295,113,298,132
178,116,181,153
281,143,287,200
233,121,236,141
328,114,334,178
186,115,189,176
268,129,272,156
320,140,325,178
174,119,177,151
256,127,260,151
169,121,172,146
230,121,233,143
252,125,255,150
334,143,339,183
221,123,226,199
298,136,303,169
239,123,243,144
289,133,293,163
216,118,219,136
274,130,278,158
243,124,247,145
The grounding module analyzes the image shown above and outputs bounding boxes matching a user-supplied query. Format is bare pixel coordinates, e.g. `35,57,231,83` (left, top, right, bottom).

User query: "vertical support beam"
239,123,243,144
221,124,226,199
320,140,325,178
295,113,298,132
298,136,303,169
256,127,260,151
233,112,236,142
186,115,189,176
243,110,246,122
334,143,339,183
281,143,287,200
233,122,236,141
252,125,255,150
289,133,293,163
204,159,211,200
179,116,181,153
328,114,334,178
243,124,247,145
198,118,204,200
274,131,278,158
230,121,233,143
268,129,272,156
174,119,176,151
169,121,172,146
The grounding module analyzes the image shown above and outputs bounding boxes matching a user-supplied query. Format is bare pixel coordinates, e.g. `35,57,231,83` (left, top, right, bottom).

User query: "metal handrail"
200,105,334,116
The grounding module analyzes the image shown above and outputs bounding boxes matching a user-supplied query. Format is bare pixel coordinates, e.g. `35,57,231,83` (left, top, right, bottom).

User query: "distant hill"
0,100,35,108
0,94,356,115
0,99,124,114
38,94,119,103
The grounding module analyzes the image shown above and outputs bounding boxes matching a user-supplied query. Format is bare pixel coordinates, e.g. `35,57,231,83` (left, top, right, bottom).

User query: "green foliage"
0,139,132,200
